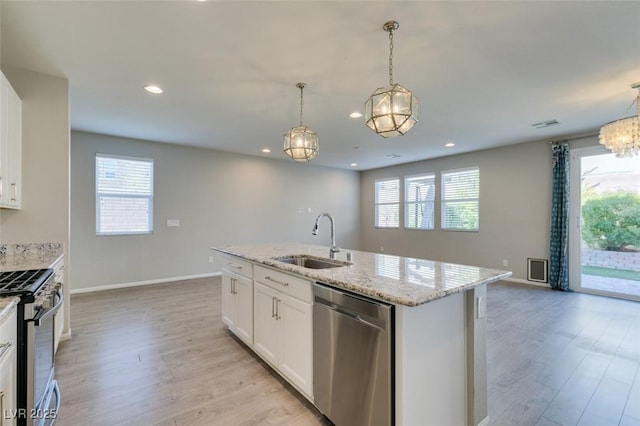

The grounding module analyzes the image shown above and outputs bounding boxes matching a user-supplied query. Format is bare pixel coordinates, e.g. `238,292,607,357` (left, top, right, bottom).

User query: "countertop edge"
213,245,513,307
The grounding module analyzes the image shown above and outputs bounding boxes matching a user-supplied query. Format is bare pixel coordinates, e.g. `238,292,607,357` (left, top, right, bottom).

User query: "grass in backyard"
582,265,640,282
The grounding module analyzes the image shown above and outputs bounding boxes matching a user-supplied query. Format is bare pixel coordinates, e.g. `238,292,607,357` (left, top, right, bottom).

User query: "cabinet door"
233,274,253,345
279,294,313,398
0,76,9,207
0,72,21,209
221,272,236,329
0,344,16,426
253,282,279,367
7,85,21,208
54,302,65,354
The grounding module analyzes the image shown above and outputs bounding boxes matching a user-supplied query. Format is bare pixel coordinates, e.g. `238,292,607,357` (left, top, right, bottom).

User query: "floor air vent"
527,258,548,283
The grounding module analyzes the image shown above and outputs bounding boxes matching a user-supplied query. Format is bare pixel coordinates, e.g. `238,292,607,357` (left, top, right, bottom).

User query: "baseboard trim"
70,272,222,294
502,277,550,288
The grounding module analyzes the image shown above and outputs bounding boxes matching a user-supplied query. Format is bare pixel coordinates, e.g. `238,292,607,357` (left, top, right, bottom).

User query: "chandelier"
284,82,318,162
364,21,419,138
599,82,640,158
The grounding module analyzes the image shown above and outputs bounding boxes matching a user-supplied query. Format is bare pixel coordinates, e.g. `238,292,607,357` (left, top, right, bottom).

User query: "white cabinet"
253,282,280,365
253,266,313,398
221,256,253,346
52,257,65,354
0,305,17,426
0,71,22,209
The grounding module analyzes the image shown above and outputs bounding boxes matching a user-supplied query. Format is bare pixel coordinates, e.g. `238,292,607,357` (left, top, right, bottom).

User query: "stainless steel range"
0,269,62,426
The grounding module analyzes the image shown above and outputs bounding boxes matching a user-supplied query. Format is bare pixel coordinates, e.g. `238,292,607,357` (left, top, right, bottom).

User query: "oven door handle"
51,380,61,425
33,290,64,326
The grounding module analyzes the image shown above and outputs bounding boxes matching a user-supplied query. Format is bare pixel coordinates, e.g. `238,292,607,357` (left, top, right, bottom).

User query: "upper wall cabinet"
0,70,22,209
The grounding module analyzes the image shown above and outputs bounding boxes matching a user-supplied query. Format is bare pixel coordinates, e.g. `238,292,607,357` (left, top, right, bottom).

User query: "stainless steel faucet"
312,213,340,259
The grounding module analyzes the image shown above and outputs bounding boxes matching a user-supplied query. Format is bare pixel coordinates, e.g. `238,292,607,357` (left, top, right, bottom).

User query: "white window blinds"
405,174,435,230
375,178,400,228
96,154,154,235
441,167,479,231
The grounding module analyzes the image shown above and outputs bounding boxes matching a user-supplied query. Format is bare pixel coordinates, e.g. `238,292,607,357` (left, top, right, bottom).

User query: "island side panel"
466,284,488,426
395,292,466,426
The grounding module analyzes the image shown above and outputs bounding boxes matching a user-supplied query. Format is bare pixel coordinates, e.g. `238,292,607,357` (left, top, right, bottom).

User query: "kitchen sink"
274,255,351,269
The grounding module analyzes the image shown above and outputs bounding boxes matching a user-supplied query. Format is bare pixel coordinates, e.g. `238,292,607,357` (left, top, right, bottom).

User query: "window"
375,178,400,228
96,154,154,235
404,174,435,230
441,167,479,231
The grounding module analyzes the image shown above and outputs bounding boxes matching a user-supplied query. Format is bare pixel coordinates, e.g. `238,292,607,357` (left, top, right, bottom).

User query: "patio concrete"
581,273,640,298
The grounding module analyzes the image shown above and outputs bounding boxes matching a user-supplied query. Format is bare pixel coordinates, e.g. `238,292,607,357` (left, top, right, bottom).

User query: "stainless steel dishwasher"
313,282,394,426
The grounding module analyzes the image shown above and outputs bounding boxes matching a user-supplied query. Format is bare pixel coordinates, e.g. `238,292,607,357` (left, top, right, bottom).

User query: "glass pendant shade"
365,20,418,138
283,125,318,162
283,82,318,162
599,85,640,158
365,83,419,137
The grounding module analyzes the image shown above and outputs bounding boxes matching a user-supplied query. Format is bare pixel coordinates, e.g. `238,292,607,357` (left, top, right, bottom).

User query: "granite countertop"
0,242,63,273
212,243,512,307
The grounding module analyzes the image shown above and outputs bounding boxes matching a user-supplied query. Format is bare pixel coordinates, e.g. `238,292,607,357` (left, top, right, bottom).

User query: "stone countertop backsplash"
0,242,63,272
213,242,512,307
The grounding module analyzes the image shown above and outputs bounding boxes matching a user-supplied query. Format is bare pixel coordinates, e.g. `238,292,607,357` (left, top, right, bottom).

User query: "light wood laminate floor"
56,278,640,425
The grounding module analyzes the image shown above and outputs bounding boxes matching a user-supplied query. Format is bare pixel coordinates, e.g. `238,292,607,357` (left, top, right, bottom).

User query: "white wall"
360,136,600,281
71,131,360,290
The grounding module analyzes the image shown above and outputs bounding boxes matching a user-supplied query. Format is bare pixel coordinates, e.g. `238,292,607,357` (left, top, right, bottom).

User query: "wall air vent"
531,120,559,129
384,153,402,159
527,258,548,283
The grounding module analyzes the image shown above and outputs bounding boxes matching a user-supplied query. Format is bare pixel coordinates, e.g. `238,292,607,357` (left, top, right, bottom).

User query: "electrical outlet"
502,259,509,267
208,256,213,263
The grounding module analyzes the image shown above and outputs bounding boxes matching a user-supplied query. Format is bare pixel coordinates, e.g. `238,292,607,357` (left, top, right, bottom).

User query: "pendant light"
284,82,318,162
365,21,419,138
599,82,640,158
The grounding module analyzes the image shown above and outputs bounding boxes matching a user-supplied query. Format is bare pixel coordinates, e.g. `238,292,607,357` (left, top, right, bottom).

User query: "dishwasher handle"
314,294,388,331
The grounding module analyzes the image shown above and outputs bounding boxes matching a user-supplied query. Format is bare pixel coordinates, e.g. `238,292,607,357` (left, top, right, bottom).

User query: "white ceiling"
2,0,639,170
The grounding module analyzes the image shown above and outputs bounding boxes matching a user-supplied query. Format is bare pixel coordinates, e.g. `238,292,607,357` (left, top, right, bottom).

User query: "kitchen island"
212,243,512,426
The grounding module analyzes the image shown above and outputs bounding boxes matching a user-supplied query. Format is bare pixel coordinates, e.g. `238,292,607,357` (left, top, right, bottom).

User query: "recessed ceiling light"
144,85,163,94
261,148,271,153
349,112,363,118
350,163,358,167
445,142,455,148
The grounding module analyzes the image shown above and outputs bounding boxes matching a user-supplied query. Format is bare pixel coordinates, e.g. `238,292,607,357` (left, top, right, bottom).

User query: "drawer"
222,255,253,278
254,265,312,303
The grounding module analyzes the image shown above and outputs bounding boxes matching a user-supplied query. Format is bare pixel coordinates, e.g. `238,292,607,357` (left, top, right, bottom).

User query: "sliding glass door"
569,146,640,301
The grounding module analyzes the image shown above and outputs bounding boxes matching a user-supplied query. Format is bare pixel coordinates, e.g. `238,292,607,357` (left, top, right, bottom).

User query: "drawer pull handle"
264,276,289,287
226,263,242,270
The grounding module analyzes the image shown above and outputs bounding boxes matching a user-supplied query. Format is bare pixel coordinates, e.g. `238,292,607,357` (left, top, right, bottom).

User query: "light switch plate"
167,219,180,227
